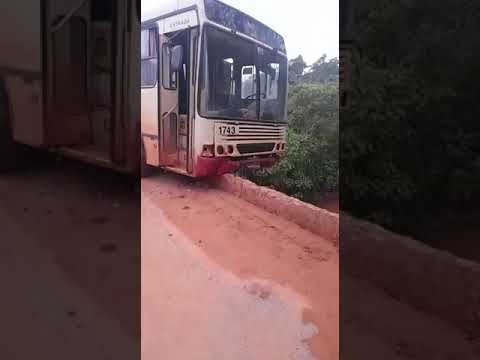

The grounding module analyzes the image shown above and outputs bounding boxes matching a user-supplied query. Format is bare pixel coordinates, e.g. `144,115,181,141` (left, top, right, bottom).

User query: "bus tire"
141,142,154,178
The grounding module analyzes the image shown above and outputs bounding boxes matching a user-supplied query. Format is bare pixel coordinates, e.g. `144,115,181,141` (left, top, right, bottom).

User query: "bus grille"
237,143,276,154
215,122,287,156
220,123,286,142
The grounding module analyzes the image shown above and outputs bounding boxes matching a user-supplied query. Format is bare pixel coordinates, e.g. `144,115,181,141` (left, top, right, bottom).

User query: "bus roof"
141,0,199,23
142,0,286,53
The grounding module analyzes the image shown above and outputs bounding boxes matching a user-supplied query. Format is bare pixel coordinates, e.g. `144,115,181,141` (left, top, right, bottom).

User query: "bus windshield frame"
203,0,286,53
198,25,288,123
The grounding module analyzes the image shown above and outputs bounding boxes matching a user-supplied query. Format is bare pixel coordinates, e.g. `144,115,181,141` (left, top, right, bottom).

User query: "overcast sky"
142,0,338,65
221,0,338,65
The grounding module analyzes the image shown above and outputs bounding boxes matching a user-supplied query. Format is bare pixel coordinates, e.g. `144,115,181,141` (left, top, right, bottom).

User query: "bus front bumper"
195,156,277,177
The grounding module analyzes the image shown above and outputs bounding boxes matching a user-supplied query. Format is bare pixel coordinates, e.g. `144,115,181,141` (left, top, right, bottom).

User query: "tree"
304,55,339,83
341,0,480,235
288,55,307,85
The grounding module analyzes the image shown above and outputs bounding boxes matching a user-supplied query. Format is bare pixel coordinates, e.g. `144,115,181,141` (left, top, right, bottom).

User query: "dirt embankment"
212,174,339,246
313,192,339,214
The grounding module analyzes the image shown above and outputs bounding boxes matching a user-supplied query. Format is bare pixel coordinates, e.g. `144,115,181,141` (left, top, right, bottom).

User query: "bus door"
158,33,181,166
1,0,44,147
141,29,180,167
3,0,91,147
186,28,199,174
141,26,160,166
47,0,91,145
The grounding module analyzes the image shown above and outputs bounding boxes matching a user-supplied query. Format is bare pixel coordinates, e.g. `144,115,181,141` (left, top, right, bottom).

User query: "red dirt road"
142,172,480,360
1,158,478,359
0,158,139,359
142,173,340,359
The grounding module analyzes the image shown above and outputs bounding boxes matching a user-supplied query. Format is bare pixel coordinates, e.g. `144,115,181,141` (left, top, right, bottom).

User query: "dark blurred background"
340,0,480,261
340,0,480,358
0,1,140,359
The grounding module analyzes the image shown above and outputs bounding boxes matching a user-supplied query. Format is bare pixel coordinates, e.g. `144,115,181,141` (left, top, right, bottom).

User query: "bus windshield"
198,26,287,123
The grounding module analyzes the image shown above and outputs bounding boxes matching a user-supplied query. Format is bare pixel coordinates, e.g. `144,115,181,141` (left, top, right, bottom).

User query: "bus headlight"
216,145,225,155
201,145,215,157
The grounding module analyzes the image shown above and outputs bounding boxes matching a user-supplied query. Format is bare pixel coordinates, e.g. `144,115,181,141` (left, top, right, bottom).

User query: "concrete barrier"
213,174,339,246
215,174,480,334
342,214,480,334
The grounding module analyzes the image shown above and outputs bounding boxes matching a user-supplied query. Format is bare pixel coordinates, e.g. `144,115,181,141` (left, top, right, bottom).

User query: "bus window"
215,57,235,106
241,66,255,99
141,28,157,87
266,63,279,100
162,45,177,90
259,70,266,98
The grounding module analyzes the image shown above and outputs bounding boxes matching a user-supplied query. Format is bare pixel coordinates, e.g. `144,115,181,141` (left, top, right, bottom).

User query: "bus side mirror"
170,45,183,72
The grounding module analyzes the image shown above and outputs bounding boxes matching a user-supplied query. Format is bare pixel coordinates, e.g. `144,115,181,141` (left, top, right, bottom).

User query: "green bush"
246,81,338,203
341,0,480,234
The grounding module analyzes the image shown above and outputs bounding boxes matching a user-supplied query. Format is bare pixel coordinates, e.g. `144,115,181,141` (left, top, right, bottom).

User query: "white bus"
0,0,288,178
0,0,141,173
141,0,288,177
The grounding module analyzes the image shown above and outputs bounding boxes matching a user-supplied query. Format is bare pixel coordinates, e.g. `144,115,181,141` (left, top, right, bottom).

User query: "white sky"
142,0,339,65
221,0,339,65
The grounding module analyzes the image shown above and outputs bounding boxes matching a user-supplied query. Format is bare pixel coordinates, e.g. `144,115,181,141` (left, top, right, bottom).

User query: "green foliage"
341,58,423,227
246,66,339,203
289,54,339,85
288,55,307,85
288,82,338,133
304,55,340,84
342,0,480,233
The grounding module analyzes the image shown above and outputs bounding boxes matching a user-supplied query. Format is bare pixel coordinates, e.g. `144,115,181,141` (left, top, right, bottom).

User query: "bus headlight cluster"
215,144,236,156
201,145,215,157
